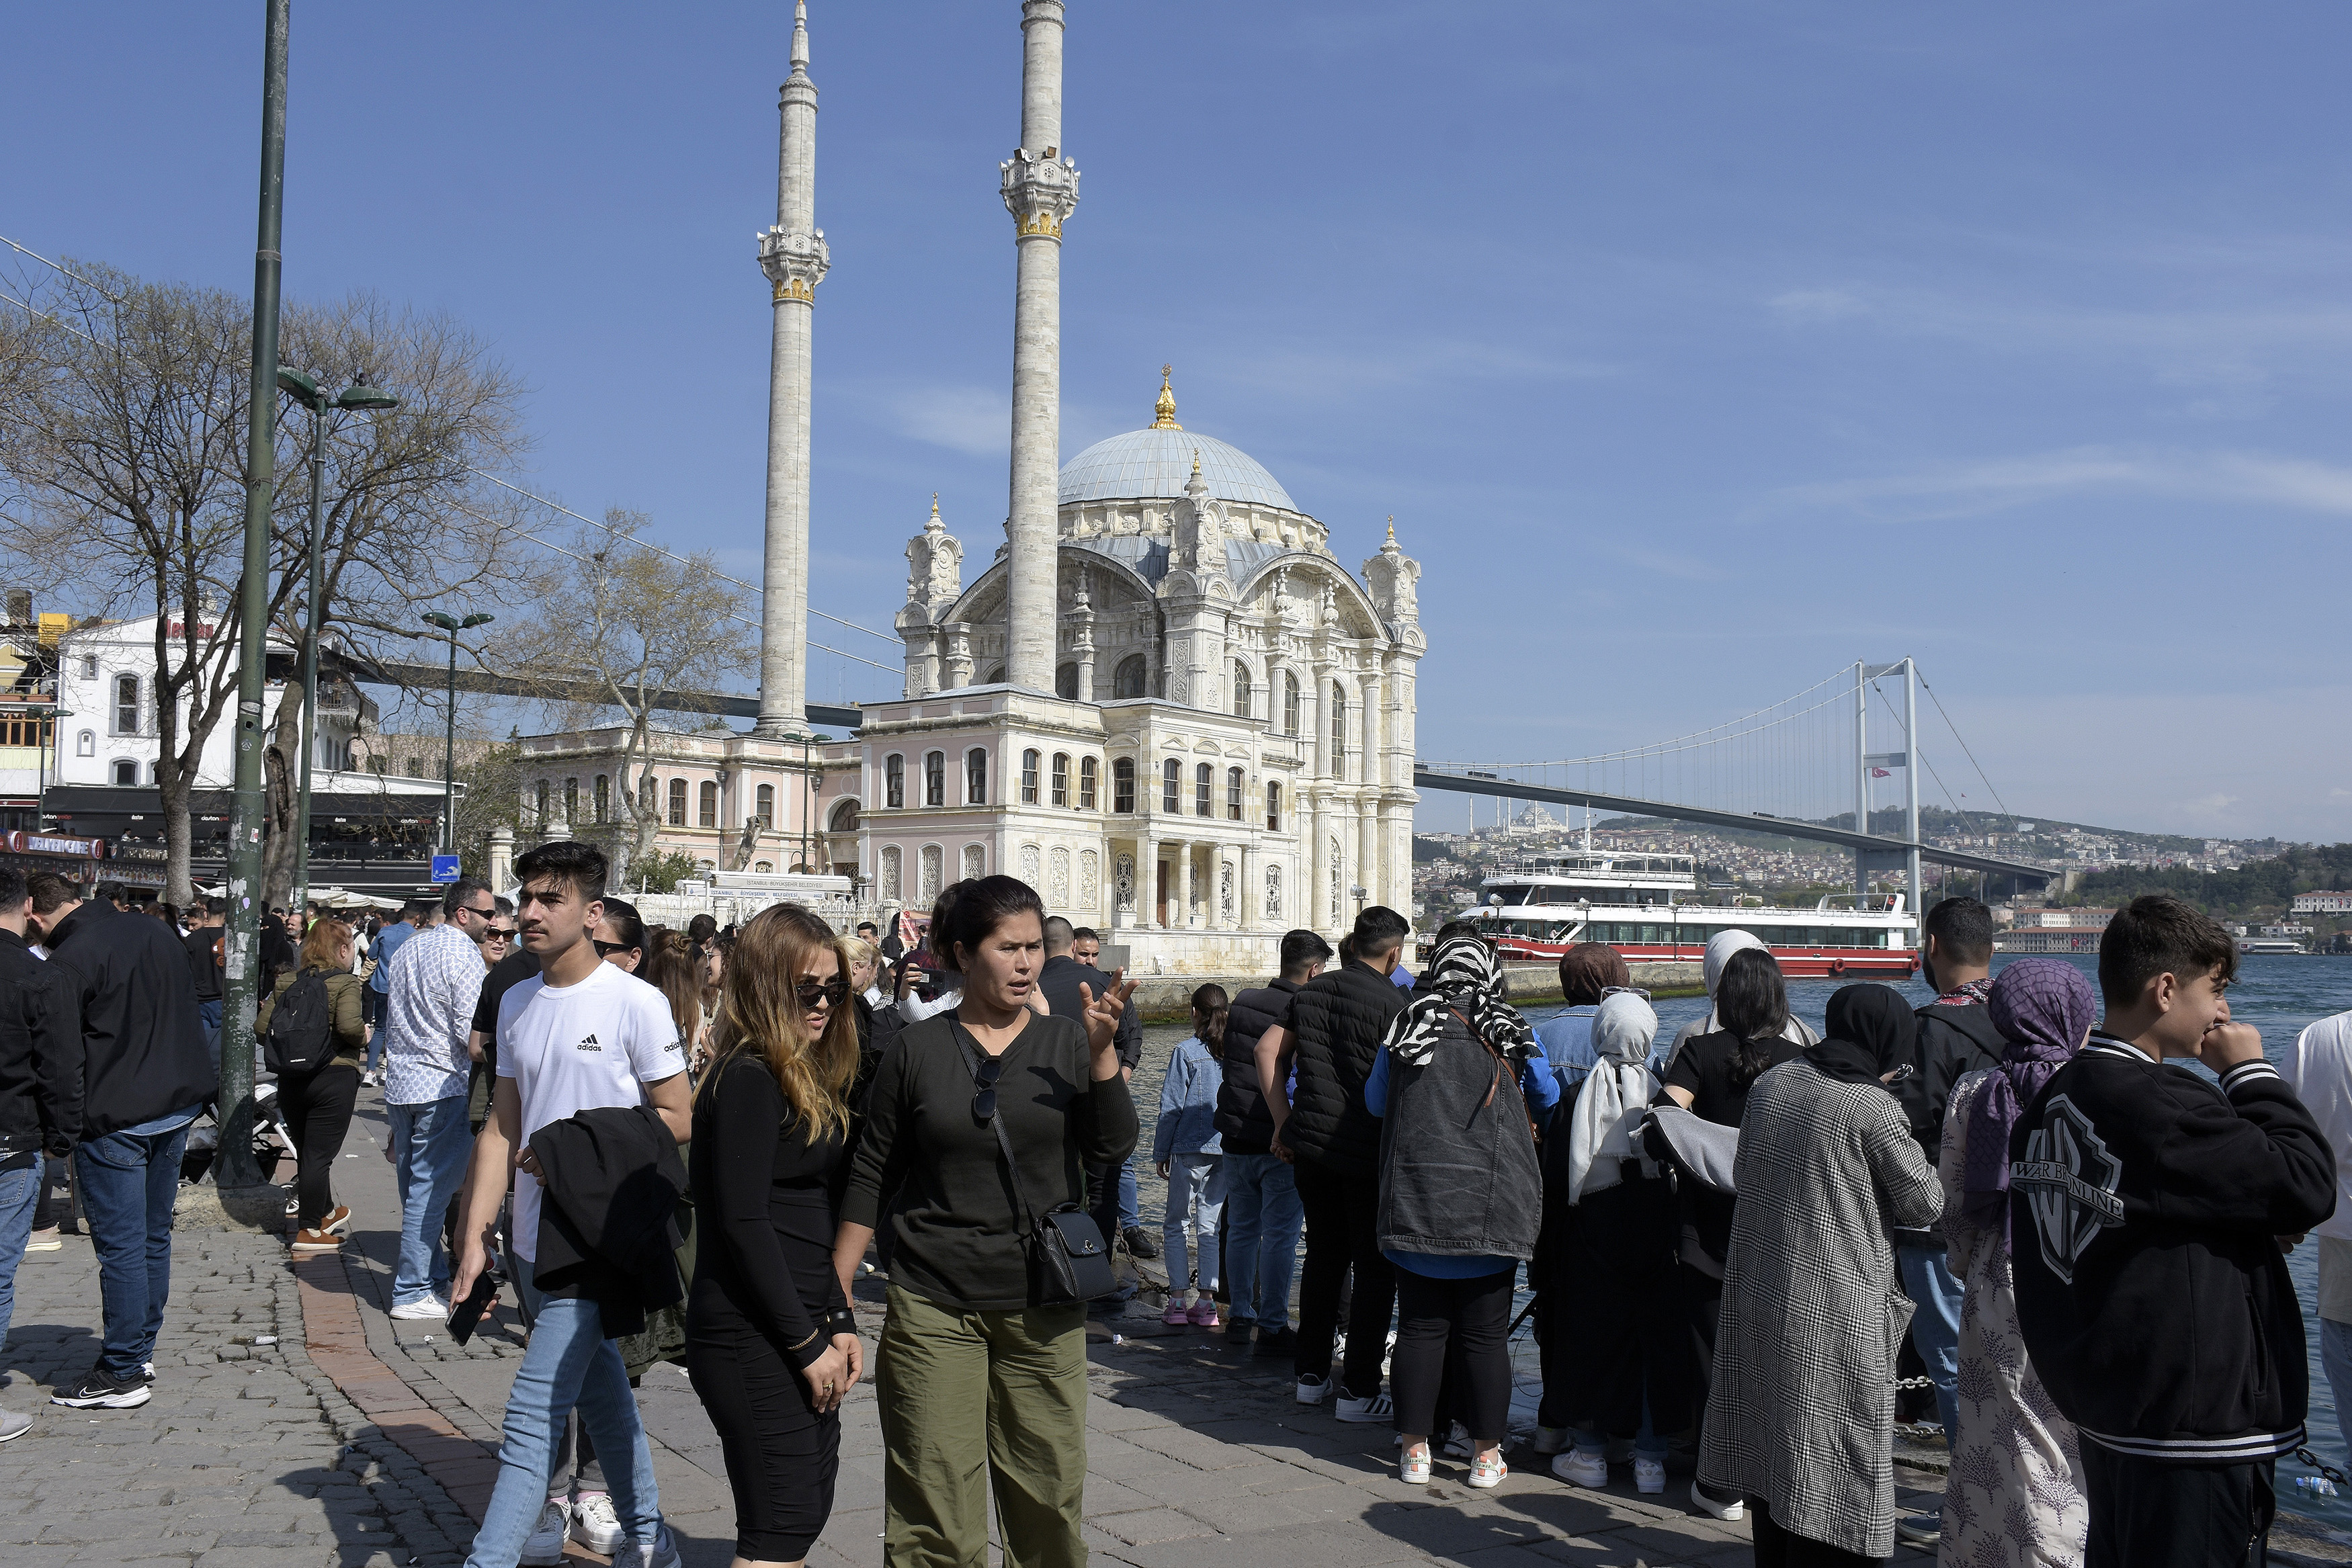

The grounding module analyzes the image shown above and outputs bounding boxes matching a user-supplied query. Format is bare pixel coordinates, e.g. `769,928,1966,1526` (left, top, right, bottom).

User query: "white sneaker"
1335,1389,1393,1424
571,1493,626,1555
1634,1457,1666,1495
519,1499,570,1566
1443,1423,1475,1460
1691,1479,1746,1521
389,1297,448,1321
1531,1424,1570,1455
1295,1373,1332,1405
1552,1448,1608,1489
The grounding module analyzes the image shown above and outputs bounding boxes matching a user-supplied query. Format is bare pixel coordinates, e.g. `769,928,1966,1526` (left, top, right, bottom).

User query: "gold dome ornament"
1152,365,1181,430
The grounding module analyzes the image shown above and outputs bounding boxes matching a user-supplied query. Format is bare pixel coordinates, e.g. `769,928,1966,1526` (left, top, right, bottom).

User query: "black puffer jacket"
1216,977,1299,1156
1282,961,1407,1179
39,900,214,1141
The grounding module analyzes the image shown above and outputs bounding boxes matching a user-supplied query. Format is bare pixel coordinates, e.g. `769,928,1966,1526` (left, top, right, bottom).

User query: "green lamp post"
422,609,493,863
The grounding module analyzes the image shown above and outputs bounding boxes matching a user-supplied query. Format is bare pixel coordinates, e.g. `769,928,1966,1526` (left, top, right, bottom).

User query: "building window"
667,778,686,826
1079,756,1099,811
1162,758,1180,814
114,674,139,735
1284,671,1300,736
1112,757,1135,814
1195,763,1212,817
368,755,387,775
754,861,773,874
565,778,580,822
1232,661,1252,720
1114,654,1148,699
962,843,985,879
76,729,93,758
593,775,610,822
1050,752,1069,808
1266,864,1282,920
966,748,987,805
111,758,136,785
1227,767,1245,821
755,783,774,829
1267,781,1282,832
698,780,718,827
919,844,943,900
925,751,946,807
80,656,96,681
1056,662,1079,700
534,780,550,822
880,844,902,901
1020,748,1040,805
1331,684,1347,765
407,756,425,779
885,753,905,809
984,666,1006,686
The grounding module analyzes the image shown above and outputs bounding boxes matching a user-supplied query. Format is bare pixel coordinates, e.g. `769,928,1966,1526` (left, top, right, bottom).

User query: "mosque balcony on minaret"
759,224,830,304
1000,148,1079,238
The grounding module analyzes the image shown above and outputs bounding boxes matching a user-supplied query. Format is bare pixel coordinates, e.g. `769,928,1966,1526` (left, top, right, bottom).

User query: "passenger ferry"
1460,848,1919,979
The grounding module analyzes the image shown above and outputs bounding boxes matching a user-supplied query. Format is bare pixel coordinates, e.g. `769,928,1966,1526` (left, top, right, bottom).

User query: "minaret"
755,0,829,736
1000,0,1079,691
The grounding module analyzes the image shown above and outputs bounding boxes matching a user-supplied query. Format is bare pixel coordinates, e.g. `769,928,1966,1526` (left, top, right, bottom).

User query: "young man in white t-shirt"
450,842,689,1568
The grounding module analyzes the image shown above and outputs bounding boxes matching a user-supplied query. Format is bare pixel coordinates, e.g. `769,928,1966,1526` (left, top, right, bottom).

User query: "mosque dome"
1055,369,1299,513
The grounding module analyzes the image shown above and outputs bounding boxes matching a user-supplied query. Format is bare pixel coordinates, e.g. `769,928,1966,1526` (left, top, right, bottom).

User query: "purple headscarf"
1962,959,2099,1239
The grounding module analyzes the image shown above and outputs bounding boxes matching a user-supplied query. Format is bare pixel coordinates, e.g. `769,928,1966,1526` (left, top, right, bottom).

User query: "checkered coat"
1696,1057,1943,1559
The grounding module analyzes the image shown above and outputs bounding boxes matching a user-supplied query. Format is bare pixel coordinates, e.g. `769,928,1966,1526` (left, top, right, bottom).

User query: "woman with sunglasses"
685,903,863,1568
833,877,1137,1568
592,898,648,974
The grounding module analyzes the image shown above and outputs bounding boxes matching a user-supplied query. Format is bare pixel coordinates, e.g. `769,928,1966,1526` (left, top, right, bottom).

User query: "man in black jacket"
0,865,73,1442
2013,894,2335,1567
1261,907,1411,1418
1037,921,1151,1300
1215,928,1330,1352
26,871,215,1411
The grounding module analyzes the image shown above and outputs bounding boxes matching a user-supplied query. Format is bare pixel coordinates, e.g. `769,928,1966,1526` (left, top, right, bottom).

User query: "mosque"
519,1,1424,973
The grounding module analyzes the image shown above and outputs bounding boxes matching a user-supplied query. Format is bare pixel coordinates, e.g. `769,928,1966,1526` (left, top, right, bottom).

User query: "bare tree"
0,261,532,904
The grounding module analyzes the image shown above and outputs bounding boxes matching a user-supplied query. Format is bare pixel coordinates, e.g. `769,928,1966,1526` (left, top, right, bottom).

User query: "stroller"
179,1079,299,1186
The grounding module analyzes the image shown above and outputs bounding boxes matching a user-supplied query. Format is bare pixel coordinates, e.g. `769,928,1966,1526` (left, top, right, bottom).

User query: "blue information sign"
431,853,462,883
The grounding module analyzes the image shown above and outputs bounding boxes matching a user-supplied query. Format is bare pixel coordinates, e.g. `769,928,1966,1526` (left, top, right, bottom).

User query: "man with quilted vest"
1259,906,1411,1420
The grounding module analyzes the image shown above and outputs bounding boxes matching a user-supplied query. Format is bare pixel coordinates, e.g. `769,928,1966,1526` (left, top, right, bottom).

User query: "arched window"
1227,767,1245,821
667,778,686,826
111,758,136,785
1113,654,1148,699
880,845,902,901
984,666,1006,687
1232,661,1252,720
1020,748,1040,804
698,780,718,827
1266,864,1282,920
534,781,550,823
884,753,905,810
113,674,138,735
925,751,946,807
75,729,94,757
1111,757,1134,813
961,844,985,879
966,748,988,805
565,778,580,822
754,860,773,874
1050,752,1069,808
593,775,610,822
1161,758,1181,814
919,845,943,900
755,783,774,828
1195,763,1213,817
1331,684,1347,766
1266,781,1282,831
1079,756,1099,810
1284,671,1301,736
1055,662,1079,701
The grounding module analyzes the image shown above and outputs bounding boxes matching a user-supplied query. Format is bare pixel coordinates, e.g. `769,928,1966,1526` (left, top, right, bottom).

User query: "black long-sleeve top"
687,1052,850,1367
841,1010,1138,1311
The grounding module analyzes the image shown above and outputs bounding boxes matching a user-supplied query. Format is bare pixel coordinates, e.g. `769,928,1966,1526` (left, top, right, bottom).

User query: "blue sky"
8,2,2352,840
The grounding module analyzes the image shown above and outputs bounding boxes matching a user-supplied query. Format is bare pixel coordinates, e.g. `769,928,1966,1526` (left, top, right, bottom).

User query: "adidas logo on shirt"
577,1034,602,1052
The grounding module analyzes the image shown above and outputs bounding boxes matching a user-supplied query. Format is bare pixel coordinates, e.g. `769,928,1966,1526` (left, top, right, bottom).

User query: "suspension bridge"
1415,659,2058,901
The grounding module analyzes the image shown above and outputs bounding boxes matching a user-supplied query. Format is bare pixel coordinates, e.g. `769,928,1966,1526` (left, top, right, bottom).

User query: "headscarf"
1703,930,1767,996
1558,943,1630,1007
1386,933,1536,1068
1808,984,1911,1086
1963,959,2097,1237
1566,992,1660,1203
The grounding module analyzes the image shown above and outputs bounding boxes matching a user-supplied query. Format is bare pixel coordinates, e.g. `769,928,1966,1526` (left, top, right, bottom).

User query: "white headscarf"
1566,991,1660,1204
1662,930,1819,1074
1703,929,1767,996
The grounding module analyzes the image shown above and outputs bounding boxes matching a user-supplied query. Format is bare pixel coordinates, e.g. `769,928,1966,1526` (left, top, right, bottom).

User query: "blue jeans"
1897,1242,1963,1439
1119,1156,1139,1231
1220,1153,1303,1330
2322,1316,2352,1460
362,990,384,1070
198,1000,223,1076
1161,1155,1224,1295
388,1097,470,1307
0,1161,40,1349
466,1260,663,1567
74,1123,192,1381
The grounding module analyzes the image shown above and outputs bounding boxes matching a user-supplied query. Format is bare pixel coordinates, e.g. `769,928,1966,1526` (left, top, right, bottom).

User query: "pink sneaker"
1189,1297,1221,1329
1163,1300,1192,1327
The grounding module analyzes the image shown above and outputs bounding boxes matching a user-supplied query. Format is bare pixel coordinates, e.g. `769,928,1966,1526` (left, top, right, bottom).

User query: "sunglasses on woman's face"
593,939,637,958
1600,984,1652,1002
795,978,849,1009
970,1053,1004,1122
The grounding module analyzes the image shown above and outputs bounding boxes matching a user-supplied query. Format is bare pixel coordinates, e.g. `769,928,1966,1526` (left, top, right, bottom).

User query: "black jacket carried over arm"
530,1104,690,1338
1891,1000,2008,1244
0,929,73,1162
2010,1037,2336,1466
1283,961,1408,1180
1036,955,1142,1073
39,901,214,1142
1216,977,1300,1156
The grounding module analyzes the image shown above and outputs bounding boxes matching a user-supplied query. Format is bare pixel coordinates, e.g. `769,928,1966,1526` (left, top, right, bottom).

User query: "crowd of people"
1,862,2349,1568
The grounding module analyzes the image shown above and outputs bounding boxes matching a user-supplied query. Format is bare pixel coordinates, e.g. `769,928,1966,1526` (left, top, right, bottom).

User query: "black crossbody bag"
949,1021,1116,1307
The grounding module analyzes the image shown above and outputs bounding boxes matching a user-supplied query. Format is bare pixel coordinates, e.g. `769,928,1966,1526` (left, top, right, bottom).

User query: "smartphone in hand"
446,1270,499,1346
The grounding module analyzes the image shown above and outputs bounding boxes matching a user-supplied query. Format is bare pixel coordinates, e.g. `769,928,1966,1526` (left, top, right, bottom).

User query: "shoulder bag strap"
948,1020,1044,1237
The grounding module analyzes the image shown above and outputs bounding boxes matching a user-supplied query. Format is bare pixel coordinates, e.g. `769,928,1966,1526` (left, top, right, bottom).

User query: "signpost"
431,853,461,884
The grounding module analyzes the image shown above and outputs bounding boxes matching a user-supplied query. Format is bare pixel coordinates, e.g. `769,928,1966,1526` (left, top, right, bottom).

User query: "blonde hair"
839,936,878,969
698,903,857,1144
640,927,703,1044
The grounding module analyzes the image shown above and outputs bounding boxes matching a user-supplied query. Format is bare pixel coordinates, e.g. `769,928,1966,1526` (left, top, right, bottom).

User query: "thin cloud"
889,385,1009,458
1776,446,2352,524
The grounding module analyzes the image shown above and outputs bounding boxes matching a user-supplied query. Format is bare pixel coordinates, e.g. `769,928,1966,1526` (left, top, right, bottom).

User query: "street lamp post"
276,368,397,916
422,610,492,861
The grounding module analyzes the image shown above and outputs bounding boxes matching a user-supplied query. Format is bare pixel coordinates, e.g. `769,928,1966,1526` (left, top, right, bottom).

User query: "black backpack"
265,967,337,1078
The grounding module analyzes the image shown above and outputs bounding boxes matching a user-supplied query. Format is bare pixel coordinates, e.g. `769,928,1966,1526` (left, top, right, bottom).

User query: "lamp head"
460,613,494,629
422,611,459,631
276,367,322,407
335,380,399,412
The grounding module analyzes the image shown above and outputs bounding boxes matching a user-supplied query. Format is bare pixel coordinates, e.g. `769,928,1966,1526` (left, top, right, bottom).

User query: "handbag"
950,1022,1116,1307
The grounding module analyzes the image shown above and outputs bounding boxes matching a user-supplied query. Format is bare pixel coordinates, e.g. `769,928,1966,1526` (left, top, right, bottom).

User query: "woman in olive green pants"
833,877,1138,1568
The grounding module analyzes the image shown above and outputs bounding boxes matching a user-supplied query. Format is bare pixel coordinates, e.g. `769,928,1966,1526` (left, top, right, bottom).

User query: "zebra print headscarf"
1386,934,1536,1068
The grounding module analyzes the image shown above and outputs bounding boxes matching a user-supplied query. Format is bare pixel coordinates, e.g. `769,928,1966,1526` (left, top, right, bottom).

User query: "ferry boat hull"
1484,932,1917,979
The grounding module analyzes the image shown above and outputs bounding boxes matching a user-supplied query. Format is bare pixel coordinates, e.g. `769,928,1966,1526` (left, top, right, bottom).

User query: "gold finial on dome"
1386,515,1395,544
1191,449,1202,475
1152,363,1181,430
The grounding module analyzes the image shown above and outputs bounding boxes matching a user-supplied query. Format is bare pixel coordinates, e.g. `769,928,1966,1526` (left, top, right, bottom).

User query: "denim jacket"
1153,1035,1224,1162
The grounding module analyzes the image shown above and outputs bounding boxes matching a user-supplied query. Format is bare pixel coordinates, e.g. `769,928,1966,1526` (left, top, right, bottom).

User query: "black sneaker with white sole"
1895,1512,1943,1547
52,1368,153,1409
